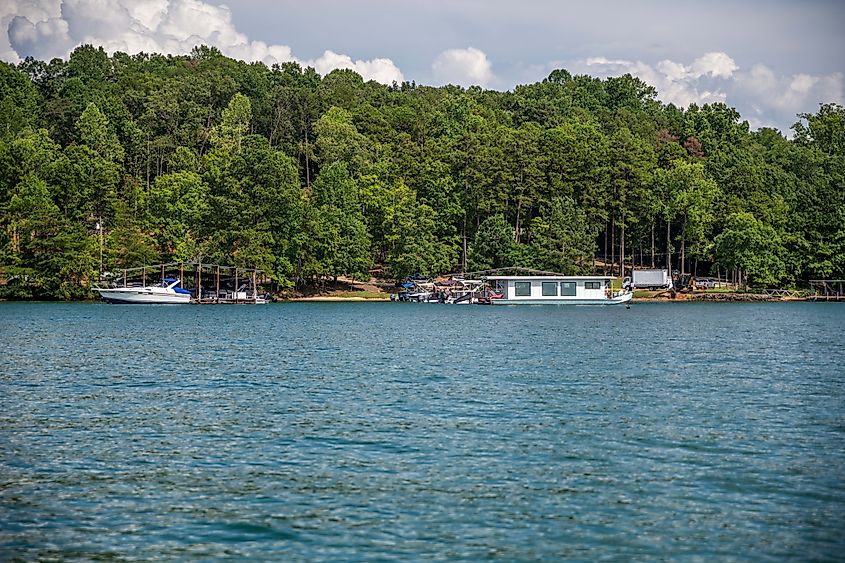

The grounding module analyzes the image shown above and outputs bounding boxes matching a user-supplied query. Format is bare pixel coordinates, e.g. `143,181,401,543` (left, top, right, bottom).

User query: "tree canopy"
1,48,843,298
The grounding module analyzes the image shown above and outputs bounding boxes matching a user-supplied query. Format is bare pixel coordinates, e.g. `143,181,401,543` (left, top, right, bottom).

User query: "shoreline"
1,292,839,304
283,293,824,303
287,295,391,302
632,293,816,303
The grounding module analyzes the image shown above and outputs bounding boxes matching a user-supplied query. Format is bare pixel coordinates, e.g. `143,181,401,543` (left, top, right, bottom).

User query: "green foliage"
714,212,786,287
211,92,252,152
664,159,721,262
2,174,95,299
0,62,41,137
108,203,159,270
308,162,371,280
77,102,125,163
146,171,208,260
314,105,369,174
1,47,843,298
794,103,845,155
529,198,598,274
467,214,518,271
203,135,302,277
383,183,457,279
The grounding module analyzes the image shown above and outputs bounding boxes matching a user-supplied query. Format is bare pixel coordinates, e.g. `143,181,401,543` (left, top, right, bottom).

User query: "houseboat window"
560,281,576,296
515,281,531,296
585,281,601,289
542,282,558,296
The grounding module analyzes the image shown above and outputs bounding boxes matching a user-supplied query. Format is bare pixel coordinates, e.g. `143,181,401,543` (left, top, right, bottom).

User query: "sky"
1,0,843,134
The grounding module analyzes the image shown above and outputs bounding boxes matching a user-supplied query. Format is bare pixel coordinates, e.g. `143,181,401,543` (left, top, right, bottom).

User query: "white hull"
95,287,191,304
490,291,633,306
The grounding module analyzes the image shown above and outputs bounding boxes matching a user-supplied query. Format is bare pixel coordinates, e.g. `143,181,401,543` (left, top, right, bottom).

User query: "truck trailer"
625,269,673,290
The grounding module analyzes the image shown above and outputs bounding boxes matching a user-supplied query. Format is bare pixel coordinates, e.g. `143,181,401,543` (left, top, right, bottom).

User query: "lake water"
1,301,843,560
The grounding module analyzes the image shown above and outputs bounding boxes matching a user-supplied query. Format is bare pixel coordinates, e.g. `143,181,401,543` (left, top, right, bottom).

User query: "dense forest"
1,45,843,299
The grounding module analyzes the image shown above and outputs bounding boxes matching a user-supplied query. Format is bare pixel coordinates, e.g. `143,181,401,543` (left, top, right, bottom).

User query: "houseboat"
482,275,632,305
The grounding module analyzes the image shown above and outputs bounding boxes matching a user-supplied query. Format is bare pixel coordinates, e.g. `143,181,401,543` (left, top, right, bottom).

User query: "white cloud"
432,47,493,87
571,52,844,133
734,64,843,130
689,52,738,79
572,53,724,107
0,0,403,84
1,0,64,61
583,52,737,108
310,50,403,84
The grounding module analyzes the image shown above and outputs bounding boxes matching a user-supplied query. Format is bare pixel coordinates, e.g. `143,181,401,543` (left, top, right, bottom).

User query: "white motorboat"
94,277,193,304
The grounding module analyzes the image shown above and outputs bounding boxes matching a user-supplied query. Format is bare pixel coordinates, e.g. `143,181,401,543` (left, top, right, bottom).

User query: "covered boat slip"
392,278,484,303
482,275,632,305
100,262,269,304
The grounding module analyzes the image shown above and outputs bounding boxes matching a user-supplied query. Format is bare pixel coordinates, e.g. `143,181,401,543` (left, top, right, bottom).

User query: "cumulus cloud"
0,0,403,84
582,52,738,108
575,52,844,132
432,47,493,87
688,52,738,79
734,64,843,130
310,50,403,85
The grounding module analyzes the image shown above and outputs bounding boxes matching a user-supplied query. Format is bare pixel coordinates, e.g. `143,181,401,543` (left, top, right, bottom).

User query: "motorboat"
391,278,484,304
94,277,193,304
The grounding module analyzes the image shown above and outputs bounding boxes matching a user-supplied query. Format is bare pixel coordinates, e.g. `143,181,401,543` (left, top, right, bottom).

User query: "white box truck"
625,269,672,290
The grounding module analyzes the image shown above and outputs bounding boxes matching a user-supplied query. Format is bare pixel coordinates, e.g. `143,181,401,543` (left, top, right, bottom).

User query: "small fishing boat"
482,275,632,305
94,277,193,304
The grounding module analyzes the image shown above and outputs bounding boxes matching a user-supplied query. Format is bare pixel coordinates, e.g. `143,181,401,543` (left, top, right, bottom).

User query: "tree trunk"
462,211,467,272
610,214,616,277
146,139,150,192
636,245,641,274
665,220,671,273
620,223,625,280
604,221,609,275
650,222,655,268
303,130,311,189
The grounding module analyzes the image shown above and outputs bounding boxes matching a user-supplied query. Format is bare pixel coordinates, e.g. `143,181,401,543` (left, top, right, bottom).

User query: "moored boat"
482,275,632,305
94,277,193,304
391,277,484,303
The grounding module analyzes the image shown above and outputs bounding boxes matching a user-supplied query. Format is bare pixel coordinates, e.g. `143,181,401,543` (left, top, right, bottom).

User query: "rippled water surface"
1,301,844,560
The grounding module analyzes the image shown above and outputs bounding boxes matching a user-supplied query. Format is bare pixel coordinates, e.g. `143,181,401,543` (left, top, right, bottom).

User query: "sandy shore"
287,296,391,302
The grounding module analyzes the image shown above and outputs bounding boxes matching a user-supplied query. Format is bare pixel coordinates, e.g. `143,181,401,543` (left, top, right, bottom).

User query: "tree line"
1,45,843,299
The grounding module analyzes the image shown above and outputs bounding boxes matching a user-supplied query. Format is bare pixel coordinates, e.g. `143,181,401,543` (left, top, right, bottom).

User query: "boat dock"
809,280,845,302
101,262,269,304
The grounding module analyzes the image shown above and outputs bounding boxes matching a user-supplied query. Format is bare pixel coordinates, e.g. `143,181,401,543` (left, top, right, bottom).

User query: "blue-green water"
1,302,843,560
